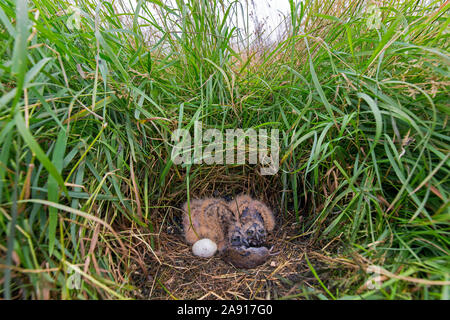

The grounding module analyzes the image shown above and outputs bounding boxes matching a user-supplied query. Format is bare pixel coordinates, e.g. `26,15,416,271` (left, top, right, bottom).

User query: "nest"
121,167,359,299
128,215,358,299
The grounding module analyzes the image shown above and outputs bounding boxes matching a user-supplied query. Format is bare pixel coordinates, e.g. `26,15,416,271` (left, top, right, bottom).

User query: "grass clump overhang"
0,0,449,299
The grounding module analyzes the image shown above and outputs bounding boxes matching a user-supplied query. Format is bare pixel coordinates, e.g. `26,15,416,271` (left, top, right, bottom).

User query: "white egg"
192,238,217,258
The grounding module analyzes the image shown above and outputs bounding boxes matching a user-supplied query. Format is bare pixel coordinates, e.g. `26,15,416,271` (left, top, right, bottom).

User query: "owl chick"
228,195,275,247
182,198,247,252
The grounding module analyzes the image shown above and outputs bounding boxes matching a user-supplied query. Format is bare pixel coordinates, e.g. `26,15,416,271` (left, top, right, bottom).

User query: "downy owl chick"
182,198,247,252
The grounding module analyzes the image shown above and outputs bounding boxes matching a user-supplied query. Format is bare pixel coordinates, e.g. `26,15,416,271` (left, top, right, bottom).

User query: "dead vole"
222,245,271,269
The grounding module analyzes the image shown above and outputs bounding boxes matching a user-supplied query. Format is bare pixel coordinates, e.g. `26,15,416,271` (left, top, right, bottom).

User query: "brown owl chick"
182,198,247,252
228,195,275,247
222,245,270,269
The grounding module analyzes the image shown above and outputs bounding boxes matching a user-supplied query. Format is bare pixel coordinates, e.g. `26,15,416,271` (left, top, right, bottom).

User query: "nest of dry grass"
117,166,360,299
128,218,360,299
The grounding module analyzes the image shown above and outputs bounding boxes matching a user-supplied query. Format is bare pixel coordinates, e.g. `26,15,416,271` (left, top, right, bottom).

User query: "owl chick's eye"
246,229,254,236
231,235,241,246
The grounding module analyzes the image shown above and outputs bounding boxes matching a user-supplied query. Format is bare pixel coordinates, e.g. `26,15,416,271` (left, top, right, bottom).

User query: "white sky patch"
122,0,292,46
246,0,292,43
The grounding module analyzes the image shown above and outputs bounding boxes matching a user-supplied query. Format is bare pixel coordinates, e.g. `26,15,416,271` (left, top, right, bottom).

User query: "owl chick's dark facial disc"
229,225,249,247
244,222,267,246
240,207,267,247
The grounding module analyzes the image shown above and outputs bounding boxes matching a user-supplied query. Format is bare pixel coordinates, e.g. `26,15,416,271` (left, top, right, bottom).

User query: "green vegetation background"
0,0,448,299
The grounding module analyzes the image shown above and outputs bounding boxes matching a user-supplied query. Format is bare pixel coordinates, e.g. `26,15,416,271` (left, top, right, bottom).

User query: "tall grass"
0,0,448,299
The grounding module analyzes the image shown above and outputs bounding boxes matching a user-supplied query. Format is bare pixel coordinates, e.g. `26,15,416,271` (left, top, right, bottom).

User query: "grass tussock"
0,0,449,299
